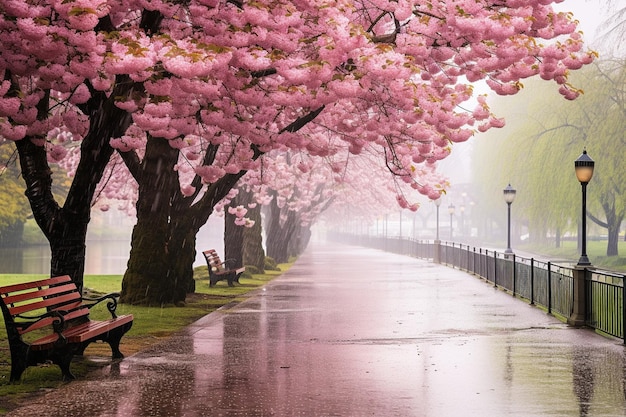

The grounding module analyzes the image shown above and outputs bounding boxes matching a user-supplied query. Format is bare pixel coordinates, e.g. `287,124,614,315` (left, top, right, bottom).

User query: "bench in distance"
203,249,246,287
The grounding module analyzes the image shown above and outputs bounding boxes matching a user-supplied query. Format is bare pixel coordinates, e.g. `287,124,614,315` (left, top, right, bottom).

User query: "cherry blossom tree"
1,0,596,304
219,152,339,269
231,148,446,264
259,152,338,263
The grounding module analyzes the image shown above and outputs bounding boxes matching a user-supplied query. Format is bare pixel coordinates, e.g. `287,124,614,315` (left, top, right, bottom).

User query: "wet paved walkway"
8,243,626,416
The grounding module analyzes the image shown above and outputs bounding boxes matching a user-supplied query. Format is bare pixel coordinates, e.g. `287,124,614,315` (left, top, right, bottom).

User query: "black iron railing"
331,233,625,342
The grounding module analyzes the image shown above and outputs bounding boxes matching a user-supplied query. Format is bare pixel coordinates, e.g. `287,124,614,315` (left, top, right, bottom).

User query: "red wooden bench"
0,275,133,381
203,249,246,287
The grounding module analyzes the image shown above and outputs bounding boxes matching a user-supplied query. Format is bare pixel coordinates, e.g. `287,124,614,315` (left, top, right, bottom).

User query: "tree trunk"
121,207,201,305
224,194,244,270
607,225,619,257
169,216,200,295
120,136,249,305
605,213,622,257
588,202,624,258
289,225,311,258
287,225,302,259
16,137,92,293
121,137,181,305
14,76,132,291
243,195,265,272
16,121,125,291
120,136,201,305
265,194,298,264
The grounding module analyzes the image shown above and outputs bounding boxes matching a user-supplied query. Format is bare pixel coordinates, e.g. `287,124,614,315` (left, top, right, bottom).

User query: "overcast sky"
557,0,604,39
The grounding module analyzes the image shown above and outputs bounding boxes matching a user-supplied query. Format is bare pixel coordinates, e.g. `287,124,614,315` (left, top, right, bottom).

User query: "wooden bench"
203,249,246,287
0,275,133,382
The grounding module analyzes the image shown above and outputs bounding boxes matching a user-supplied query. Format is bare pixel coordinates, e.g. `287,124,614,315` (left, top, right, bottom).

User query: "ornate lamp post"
434,198,442,241
448,204,455,240
503,184,516,255
574,149,595,266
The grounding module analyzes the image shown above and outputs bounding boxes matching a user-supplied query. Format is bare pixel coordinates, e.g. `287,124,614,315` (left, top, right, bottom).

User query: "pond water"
0,220,225,275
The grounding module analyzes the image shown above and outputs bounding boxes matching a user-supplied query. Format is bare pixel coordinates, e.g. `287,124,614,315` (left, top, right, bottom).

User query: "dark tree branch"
281,106,325,133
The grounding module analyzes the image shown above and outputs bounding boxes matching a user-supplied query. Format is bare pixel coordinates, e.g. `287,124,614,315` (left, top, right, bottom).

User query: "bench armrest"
82,292,121,319
15,309,67,339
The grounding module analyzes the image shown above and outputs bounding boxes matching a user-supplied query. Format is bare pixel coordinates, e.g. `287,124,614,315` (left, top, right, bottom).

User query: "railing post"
568,266,588,327
547,261,552,315
530,258,535,305
494,252,498,288
512,254,517,297
451,243,455,269
623,276,625,344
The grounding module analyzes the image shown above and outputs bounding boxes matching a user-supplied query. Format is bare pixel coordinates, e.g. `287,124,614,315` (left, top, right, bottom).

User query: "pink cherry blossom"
3,0,596,226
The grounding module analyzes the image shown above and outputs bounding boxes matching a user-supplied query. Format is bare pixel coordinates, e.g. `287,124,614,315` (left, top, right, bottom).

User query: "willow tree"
472,59,625,255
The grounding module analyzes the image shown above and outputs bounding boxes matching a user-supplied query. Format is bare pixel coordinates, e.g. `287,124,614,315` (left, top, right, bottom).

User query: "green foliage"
0,145,30,246
471,58,626,253
0,143,73,248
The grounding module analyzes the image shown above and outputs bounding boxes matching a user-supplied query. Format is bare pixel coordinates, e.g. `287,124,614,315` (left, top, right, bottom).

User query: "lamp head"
503,184,516,204
574,149,594,184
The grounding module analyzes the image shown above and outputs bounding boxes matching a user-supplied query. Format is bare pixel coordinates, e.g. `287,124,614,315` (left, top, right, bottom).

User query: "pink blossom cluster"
0,0,595,213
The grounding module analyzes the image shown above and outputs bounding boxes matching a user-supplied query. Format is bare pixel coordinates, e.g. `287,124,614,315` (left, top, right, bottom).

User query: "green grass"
519,240,626,272
0,264,290,414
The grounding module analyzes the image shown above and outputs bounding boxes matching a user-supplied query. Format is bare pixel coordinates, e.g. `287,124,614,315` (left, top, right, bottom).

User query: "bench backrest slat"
7,292,82,316
203,250,225,272
0,275,72,294
3,282,77,305
0,275,89,335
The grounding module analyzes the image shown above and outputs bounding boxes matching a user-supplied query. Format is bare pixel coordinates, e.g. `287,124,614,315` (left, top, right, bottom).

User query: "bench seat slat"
212,266,246,275
24,314,133,351
64,315,133,342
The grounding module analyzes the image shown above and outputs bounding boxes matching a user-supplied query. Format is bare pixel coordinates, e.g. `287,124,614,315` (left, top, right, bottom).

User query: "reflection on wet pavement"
8,243,626,416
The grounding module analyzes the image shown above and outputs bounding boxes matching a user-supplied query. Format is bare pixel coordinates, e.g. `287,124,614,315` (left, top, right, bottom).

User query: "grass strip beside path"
0,264,290,415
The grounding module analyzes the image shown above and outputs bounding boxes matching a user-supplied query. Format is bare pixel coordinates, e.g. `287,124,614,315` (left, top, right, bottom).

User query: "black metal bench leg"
209,272,221,287
107,322,133,359
9,357,26,382
52,349,76,381
8,342,29,382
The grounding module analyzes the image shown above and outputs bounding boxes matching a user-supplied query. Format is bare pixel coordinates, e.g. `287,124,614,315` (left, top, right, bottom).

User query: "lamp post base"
568,264,593,327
